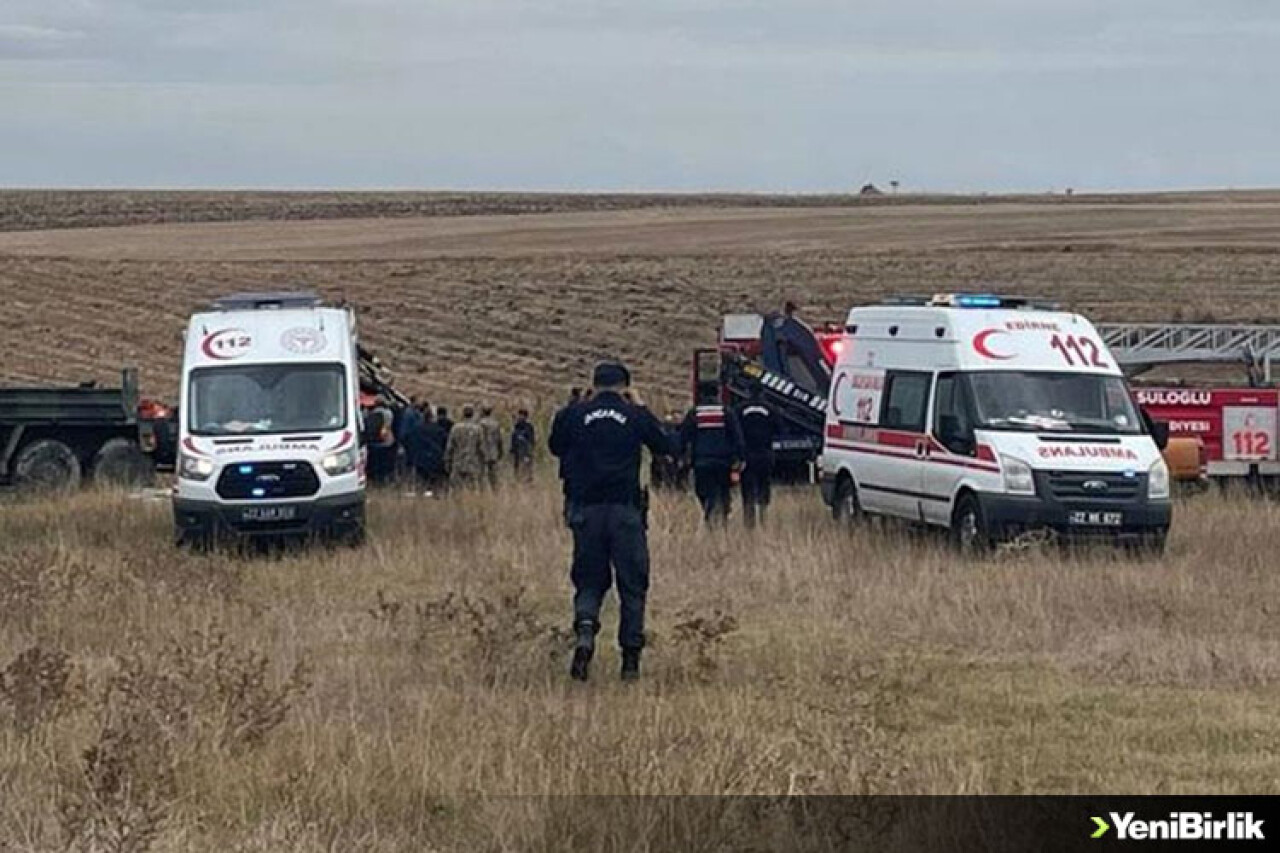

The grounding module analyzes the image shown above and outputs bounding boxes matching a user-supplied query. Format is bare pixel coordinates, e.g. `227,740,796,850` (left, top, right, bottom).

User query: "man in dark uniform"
681,382,744,525
436,406,454,438
510,408,536,482
550,387,583,526
735,387,781,528
549,363,674,682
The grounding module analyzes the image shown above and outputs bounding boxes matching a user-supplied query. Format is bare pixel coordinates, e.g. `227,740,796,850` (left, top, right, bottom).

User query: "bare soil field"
2,193,1280,404
4,188,1276,232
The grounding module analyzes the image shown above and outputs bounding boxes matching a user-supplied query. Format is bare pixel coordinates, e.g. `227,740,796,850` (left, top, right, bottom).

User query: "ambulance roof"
185,298,354,369
844,294,1118,375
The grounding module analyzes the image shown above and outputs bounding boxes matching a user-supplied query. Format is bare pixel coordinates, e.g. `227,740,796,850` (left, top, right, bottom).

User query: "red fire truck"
1101,323,1280,486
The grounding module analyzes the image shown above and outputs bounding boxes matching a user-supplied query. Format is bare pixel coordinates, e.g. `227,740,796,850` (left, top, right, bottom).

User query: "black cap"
593,361,631,388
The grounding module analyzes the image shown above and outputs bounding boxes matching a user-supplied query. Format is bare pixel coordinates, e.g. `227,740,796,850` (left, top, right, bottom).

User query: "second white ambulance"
173,292,366,547
818,294,1171,551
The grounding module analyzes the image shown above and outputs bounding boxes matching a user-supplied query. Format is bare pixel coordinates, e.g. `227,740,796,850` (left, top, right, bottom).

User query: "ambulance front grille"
1044,470,1142,502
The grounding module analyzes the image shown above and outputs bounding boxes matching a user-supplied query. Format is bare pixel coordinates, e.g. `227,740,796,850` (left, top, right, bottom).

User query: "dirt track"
4,201,1280,260
2,194,1279,402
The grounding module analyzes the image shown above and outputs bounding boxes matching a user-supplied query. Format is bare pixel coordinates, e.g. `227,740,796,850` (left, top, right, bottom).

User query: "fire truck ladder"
1097,323,1280,382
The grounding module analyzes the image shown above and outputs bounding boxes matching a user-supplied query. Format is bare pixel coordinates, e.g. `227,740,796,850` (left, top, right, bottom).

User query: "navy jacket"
736,401,780,460
549,401,581,482
680,404,744,468
549,391,674,505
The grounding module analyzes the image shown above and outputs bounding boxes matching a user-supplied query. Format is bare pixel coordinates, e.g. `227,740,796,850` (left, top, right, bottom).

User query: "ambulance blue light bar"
927,293,1060,310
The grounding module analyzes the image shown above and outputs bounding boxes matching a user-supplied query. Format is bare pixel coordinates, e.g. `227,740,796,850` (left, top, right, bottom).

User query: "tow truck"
692,310,844,477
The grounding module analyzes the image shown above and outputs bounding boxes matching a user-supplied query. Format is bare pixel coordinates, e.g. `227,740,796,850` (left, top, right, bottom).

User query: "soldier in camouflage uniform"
444,406,486,486
479,405,504,487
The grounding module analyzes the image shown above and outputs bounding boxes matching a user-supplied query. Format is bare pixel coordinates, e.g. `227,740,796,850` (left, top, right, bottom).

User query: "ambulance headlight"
1148,458,1170,500
322,446,358,476
1000,455,1036,495
178,452,215,481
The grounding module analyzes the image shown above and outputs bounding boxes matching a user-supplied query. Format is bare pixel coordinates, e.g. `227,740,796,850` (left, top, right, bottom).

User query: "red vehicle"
1134,386,1278,482
692,311,845,474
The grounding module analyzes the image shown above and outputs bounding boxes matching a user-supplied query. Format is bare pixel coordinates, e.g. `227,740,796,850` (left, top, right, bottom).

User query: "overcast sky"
1,0,1277,192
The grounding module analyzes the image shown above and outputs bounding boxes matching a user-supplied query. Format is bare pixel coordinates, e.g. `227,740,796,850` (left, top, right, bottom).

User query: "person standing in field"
436,406,454,438
444,405,485,487
735,386,780,528
510,408,536,482
479,405,504,487
681,382,744,526
549,362,675,682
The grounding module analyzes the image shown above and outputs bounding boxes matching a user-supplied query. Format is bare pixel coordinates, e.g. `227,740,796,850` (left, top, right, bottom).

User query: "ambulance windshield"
189,363,346,436
966,372,1141,435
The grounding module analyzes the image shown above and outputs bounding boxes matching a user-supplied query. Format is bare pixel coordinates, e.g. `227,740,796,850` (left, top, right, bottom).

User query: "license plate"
1068,510,1122,527
240,505,297,523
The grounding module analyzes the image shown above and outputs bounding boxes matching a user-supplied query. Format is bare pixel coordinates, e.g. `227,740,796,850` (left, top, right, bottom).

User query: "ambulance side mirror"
1139,407,1169,450
938,415,975,456
1148,418,1170,452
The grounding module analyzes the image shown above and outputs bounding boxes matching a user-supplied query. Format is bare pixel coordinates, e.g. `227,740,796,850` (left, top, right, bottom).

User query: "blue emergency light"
252,487,266,498
955,294,1003,308
239,464,254,475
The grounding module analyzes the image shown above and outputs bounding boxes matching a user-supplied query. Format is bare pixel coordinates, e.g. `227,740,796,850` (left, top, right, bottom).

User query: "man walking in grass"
549,362,675,682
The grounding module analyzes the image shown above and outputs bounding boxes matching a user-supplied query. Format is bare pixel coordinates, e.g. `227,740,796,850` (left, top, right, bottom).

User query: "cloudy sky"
1,0,1277,191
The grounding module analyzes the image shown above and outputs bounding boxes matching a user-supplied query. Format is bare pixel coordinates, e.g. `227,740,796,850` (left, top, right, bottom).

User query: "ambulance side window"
933,373,975,455
881,371,930,433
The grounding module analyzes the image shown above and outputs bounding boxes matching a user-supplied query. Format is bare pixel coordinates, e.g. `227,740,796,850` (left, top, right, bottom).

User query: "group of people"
364,398,537,491
547,362,781,684
551,380,781,531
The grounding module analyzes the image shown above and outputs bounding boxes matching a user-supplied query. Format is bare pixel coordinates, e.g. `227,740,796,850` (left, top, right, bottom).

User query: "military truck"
0,369,165,491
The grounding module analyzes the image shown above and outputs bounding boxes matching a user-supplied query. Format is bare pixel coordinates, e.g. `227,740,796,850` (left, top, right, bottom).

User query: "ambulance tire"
13,439,81,493
832,474,862,527
951,493,992,555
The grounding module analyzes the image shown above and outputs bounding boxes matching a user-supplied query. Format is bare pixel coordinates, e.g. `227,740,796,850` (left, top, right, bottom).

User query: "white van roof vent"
211,292,322,311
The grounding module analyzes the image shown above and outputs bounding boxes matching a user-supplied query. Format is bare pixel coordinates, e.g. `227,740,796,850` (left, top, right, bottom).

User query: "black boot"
620,648,642,682
570,621,595,681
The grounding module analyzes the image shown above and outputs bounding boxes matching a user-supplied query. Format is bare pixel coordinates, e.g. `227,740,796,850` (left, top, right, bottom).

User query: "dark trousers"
694,463,733,524
561,481,577,528
570,503,650,650
741,455,773,527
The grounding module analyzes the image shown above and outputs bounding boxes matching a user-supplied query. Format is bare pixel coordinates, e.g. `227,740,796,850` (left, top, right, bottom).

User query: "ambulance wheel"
13,439,81,493
832,475,862,527
951,493,991,555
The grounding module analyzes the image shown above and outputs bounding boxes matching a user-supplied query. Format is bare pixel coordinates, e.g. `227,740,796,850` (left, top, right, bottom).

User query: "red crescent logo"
831,372,848,417
973,329,1015,360
201,329,252,361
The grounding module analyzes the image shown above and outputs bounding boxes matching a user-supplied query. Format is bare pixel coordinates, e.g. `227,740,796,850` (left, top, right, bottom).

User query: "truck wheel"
832,475,862,526
951,493,991,555
92,438,154,488
13,439,81,492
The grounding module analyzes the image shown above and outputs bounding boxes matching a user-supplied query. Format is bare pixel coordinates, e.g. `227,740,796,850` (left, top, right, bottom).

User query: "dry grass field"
3,192,1280,849
2,480,1280,851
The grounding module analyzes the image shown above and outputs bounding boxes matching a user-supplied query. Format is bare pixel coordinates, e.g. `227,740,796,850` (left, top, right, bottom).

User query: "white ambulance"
173,292,366,546
818,294,1172,551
